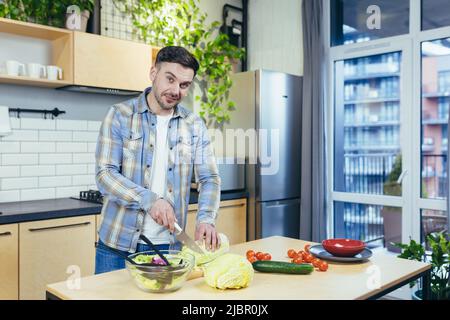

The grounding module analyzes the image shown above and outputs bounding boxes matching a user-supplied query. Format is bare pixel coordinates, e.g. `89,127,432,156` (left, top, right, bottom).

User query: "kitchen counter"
0,198,102,225
46,236,431,300
189,189,248,204
0,190,248,225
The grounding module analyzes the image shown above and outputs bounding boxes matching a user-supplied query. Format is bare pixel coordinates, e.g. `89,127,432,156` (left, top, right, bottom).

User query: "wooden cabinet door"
186,198,247,245
73,32,153,91
95,213,102,243
19,215,95,300
215,199,247,244
0,224,19,300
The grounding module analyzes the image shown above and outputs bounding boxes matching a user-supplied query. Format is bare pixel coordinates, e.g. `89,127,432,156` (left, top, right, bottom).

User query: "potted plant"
381,154,402,252
393,231,449,300
0,0,94,29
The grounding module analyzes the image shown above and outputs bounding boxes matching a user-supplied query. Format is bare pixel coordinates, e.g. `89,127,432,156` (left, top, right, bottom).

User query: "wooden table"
46,236,431,300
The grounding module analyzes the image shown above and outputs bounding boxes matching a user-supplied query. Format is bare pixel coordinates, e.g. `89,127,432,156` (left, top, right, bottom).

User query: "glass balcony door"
328,38,413,249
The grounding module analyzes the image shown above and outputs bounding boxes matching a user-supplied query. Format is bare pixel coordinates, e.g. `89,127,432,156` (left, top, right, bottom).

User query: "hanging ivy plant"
113,0,245,126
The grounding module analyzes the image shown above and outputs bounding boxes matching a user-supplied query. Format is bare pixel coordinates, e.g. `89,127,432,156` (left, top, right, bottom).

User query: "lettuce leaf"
203,253,254,289
181,233,230,266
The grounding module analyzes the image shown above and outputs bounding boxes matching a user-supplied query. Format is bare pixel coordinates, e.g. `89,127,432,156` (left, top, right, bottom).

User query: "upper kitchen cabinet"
73,32,155,92
0,17,73,88
0,17,160,92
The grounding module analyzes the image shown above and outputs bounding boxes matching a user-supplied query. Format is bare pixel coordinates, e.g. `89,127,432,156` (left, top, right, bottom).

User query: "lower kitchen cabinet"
95,213,102,243
0,224,19,300
186,198,247,245
19,215,96,300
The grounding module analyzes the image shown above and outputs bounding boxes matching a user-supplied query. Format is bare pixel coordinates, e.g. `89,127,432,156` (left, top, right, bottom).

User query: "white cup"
27,63,47,79
6,60,25,76
46,65,63,81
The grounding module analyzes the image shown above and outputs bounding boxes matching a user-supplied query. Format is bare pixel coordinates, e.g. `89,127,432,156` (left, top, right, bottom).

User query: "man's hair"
155,46,199,76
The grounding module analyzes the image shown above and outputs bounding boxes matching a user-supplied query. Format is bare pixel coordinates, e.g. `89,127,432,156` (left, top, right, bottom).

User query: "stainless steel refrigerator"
222,70,302,240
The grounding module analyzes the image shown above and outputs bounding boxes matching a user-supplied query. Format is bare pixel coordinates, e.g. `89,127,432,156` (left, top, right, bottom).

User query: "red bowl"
322,239,366,257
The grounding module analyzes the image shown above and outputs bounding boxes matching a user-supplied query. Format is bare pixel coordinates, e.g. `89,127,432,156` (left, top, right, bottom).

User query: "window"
326,1,450,251
334,52,402,196
331,0,410,46
421,209,448,243
422,0,450,31
421,38,450,200
334,202,400,248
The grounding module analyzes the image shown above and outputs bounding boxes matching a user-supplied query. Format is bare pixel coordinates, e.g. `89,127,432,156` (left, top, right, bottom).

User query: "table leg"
421,269,431,300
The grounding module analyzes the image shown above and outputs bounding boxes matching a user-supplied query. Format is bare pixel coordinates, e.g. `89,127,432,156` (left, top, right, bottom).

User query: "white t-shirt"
141,111,173,244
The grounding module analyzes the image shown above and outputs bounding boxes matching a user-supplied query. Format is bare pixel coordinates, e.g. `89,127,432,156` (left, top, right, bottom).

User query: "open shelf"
0,74,72,88
0,17,71,40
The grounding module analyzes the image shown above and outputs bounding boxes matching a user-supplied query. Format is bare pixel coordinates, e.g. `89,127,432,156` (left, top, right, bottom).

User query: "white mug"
6,60,25,76
46,65,63,81
27,63,46,79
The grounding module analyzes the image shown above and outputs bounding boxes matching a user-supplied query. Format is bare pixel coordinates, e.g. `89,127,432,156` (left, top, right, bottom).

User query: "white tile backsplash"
0,166,21,178
21,188,55,201
39,153,72,164
87,165,96,174
56,186,88,198
39,130,72,141
2,130,38,141
0,190,20,202
56,164,87,175
39,176,72,188
0,142,21,153
87,121,102,132
56,142,87,153
72,175,95,186
87,142,97,153
56,119,88,131
0,117,102,203
2,177,38,190
21,142,56,153
73,131,99,142
21,165,56,177
10,118,21,129
2,154,38,165
21,118,56,130
73,153,95,164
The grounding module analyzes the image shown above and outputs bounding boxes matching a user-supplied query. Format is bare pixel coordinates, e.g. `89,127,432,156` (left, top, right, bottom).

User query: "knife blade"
174,222,204,254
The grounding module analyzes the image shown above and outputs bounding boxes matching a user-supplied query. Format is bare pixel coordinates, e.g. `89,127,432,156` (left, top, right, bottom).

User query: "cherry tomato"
287,249,297,258
301,251,308,259
304,244,311,253
304,254,314,263
293,256,303,264
262,253,272,261
318,261,329,271
246,250,256,258
247,256,258,263
312,258,321,267
256,252,265,260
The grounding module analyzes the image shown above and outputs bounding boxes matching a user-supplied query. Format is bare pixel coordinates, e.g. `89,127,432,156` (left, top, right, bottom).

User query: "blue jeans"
95,239,170,274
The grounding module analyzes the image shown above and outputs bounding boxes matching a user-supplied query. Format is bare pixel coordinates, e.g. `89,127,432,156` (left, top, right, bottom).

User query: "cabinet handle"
219,203,246,209
0,231,12,237
28,222,91,232
188,203,245,214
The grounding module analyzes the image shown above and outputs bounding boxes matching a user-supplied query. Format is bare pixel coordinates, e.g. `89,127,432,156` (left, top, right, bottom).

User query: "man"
95,46,221,274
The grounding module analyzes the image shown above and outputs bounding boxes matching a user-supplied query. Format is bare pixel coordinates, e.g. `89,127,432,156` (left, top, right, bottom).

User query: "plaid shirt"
95,87,221,252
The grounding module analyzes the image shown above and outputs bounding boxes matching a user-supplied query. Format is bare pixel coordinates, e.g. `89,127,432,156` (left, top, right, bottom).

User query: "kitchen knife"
174,222,204,254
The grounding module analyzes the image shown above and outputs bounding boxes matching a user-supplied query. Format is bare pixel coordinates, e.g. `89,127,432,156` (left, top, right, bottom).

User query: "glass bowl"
125,250,195,293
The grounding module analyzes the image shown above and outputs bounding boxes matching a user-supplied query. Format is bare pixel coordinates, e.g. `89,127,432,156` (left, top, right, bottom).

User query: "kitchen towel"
0,106,12,136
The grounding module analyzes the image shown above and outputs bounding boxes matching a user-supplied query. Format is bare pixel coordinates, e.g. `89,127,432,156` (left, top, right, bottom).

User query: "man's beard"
155,94,177,110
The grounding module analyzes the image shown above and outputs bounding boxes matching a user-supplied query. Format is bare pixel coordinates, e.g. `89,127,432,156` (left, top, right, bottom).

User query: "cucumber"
252,260,314,274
